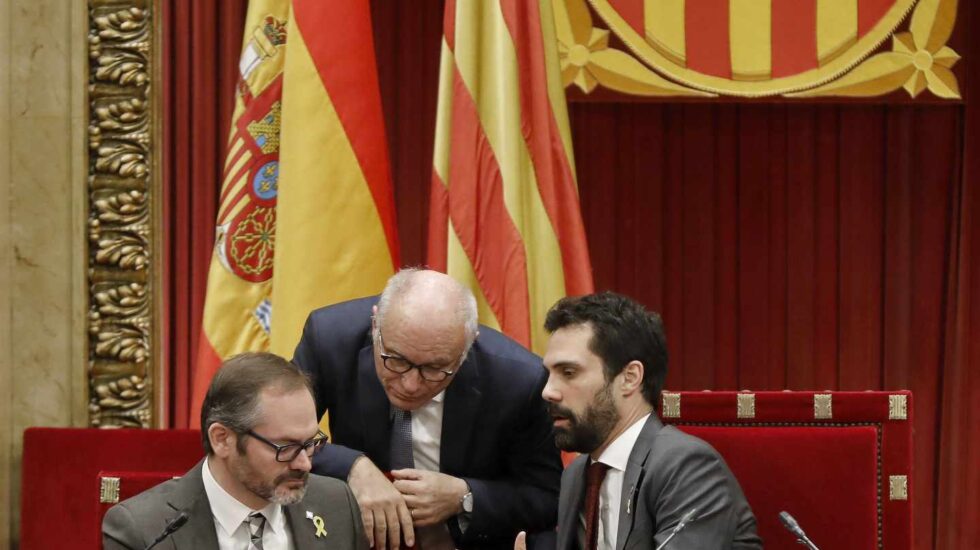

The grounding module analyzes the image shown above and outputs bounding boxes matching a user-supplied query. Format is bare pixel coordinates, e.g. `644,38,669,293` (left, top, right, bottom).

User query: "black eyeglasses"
246,430,328,462
377,330,458,382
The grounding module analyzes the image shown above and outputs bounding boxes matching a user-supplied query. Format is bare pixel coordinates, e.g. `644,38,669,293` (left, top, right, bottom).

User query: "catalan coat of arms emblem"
556,0,959,98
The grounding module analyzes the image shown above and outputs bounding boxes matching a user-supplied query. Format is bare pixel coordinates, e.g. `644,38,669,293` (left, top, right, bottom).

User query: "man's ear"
208,422,237,458
619,360,645,397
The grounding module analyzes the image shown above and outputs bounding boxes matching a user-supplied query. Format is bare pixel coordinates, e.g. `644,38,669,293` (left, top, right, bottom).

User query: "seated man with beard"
536,292,762,550
103,352,366,550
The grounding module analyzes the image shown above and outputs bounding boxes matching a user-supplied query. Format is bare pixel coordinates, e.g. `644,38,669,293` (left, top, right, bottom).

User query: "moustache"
276,471,309,484
547,403,577,423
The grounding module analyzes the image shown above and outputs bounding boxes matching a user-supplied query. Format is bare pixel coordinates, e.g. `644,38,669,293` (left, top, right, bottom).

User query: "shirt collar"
389,390,446,418
594,413,651,472
202,457,286,536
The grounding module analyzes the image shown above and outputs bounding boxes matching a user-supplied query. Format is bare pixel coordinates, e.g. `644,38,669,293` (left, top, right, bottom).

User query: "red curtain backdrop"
160,0,247,428
160,1,979,547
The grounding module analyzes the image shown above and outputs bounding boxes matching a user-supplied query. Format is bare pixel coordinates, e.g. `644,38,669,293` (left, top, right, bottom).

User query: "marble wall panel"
0,0,12,544
0,0,89,547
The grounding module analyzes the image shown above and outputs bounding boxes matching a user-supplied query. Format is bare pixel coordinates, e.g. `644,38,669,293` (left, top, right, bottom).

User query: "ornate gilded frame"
86,0,161,428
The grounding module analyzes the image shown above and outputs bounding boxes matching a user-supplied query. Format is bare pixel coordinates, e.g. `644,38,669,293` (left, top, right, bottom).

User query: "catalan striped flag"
192,0,397,423
427,0,593,355
629,0,901,80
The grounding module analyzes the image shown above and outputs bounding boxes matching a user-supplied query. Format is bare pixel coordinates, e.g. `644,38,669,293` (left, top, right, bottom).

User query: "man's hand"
514,531,527,550
390,469,469,527
348,457,415,549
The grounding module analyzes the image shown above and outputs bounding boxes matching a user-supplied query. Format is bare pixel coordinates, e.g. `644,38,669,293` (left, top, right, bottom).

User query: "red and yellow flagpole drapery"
191,0,398,424
427,0,594,355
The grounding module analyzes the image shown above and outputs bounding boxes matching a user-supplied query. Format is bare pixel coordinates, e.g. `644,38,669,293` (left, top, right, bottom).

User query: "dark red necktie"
583,461,611,550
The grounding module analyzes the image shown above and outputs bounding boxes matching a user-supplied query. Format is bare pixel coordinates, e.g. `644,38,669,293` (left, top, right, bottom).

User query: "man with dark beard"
537,293,762,550
102,352,366,550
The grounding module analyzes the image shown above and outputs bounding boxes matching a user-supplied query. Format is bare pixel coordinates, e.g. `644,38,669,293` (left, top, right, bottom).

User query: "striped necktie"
246,512,266,550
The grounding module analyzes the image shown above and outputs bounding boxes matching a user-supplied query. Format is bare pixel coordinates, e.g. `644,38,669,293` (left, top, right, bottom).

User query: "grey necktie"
246,512,266,550
390,408,415,469
391,408,455,550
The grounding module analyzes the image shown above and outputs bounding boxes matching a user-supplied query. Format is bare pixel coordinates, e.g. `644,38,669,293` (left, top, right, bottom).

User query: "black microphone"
144,511,189,550
779,511,820,550
654,507,699,550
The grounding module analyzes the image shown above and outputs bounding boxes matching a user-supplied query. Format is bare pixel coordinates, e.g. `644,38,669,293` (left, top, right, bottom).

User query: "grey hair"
200,352,313,455
375,268,479,355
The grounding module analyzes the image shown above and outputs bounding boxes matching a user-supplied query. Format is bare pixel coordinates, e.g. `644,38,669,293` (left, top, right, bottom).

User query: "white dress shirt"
202,457,294,550
410,390,444,471
406,390,459,549
579,413,651,550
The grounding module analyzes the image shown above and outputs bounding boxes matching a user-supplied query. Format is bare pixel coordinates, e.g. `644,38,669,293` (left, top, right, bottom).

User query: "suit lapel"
358,344,393,468
166,461,220,549
439,349,481,475
557,457,587,550
615,415,662,550
285,503,317,550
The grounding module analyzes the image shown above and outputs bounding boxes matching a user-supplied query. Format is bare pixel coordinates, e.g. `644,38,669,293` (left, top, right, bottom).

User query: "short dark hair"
544,292,668,405
200,352,314,455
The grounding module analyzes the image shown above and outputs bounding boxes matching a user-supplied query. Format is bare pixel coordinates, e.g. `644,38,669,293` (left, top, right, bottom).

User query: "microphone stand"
779,511,820,550
144,511,189,550
791,532,820,550
654,508,699,550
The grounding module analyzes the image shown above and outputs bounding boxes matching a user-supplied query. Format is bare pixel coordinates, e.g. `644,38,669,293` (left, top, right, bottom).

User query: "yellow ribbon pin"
306,511,328,538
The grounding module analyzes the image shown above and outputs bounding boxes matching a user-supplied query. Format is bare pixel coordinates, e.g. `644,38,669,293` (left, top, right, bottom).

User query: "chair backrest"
20,428,202,550
97,470,186,546
658,390,912,550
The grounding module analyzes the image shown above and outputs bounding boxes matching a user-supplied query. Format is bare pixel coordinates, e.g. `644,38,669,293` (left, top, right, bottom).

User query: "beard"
231,453,310,506
549,383,620,453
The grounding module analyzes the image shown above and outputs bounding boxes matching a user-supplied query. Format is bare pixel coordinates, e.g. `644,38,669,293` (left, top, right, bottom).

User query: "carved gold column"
87,0,159,428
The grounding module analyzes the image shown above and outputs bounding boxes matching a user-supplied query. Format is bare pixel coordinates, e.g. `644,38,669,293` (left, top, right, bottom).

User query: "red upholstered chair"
96,471,186,547
658,391,912,550
20,428,202,550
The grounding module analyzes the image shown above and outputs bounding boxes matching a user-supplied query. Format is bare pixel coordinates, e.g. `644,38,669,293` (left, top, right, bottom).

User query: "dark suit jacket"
556,415,762,550
292,296,562,549
102,460,366,550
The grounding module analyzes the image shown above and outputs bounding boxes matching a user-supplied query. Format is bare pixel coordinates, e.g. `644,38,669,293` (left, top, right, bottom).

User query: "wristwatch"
461,491,474,513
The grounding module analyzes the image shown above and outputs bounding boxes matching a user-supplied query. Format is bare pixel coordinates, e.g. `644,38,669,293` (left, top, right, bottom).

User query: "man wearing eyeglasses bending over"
292,269,561,550
102,352,366,550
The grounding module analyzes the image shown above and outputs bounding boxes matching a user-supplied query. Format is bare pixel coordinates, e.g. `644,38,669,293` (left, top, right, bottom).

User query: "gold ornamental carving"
100,476,121,504
737,393,756,419
553,0,960,99
814,394,833,419
889,475,909,500
889,394,909,420
88,0,156,428
661,392,681,418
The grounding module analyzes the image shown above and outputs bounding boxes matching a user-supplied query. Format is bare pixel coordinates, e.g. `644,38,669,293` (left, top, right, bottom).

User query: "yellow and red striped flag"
192,0,398,424
427,0,593,355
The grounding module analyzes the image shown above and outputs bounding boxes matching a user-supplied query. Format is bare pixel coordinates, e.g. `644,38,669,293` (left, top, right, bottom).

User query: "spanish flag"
427,0,593,355
192,0,398,423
